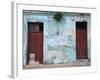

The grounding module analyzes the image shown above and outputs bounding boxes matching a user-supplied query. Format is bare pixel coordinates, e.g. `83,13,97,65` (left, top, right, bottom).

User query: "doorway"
76,21,88,59
27,22,43,64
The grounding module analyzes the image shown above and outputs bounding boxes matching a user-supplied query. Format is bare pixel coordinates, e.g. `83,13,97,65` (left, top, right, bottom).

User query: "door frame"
27,22,44,64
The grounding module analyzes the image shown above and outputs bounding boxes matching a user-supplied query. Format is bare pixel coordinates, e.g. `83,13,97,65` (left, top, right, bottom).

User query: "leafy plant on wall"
53,12,63,22
53,12,63,35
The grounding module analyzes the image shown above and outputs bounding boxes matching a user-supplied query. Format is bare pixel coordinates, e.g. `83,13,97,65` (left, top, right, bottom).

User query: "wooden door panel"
28,32,43,64
76,22,88,59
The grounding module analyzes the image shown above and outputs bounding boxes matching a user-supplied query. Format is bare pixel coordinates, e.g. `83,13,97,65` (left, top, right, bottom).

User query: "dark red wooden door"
28,22,43,64
76,22,88,59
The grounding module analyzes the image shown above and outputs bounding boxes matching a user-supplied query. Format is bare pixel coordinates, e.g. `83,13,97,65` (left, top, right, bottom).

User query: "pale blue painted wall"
23,11,91,65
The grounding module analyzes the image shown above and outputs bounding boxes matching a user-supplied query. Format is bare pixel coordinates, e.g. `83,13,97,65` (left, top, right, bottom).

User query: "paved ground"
23,59,90,69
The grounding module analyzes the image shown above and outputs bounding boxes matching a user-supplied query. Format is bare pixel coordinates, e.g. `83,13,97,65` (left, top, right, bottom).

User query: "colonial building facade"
23,11,91,69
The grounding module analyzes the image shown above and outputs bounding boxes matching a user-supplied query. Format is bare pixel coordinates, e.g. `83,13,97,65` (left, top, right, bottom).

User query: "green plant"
53,12,63,22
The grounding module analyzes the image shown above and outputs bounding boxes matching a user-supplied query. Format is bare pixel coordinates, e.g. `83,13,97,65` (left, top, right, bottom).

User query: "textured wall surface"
23,11,91,65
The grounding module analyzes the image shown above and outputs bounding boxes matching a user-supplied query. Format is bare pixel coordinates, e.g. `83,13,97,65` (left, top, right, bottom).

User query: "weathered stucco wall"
23,11,91,65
